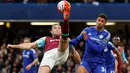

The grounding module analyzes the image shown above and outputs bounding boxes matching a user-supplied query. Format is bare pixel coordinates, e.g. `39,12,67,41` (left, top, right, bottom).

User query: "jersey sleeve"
35,37,46,48
87,38,105,52
30,49,38,60
107,42,116,51
70,27,89,45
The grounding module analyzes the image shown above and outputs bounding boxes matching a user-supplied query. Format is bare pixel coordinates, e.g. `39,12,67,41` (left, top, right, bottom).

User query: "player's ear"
51,30,53,34
104,22,107,25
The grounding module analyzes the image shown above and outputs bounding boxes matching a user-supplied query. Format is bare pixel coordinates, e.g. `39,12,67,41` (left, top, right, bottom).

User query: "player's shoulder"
84,26,95,30
103,29,111,36
108,41,116,48
30,49,36,54
104,29,110,34
108,41,113,45
39,36,47,40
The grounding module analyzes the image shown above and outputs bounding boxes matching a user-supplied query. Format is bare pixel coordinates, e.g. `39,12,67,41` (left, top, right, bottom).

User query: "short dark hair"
98,13,108,21
51,24,60,29
24,37,31,42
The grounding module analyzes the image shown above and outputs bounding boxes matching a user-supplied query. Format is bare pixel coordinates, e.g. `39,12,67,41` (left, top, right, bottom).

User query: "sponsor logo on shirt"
50,39,60,42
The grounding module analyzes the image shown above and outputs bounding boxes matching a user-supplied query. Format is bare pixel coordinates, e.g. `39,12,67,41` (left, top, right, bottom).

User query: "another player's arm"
7,37,46,50
122,50,129,65
113,48,123,63
70,28,88,45
30,58,38,66
26,49,39,70
92,32,111,52
82,31,110,52
115,59,118,73
7,43,37,50
70,46,81,64
26,58,39,70
109,42,124,67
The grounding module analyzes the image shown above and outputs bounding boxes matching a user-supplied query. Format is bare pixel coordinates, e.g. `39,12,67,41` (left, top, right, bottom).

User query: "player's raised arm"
7,37,46,50
70,28,89,45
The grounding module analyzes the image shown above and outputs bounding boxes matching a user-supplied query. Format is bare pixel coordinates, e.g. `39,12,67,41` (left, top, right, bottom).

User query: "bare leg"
38,66,51,73
58,37,69,52
58,1,71,52
76,66,89,73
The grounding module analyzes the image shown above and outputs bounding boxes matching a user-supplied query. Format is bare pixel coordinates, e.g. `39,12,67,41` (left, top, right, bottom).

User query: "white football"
57,1,64,13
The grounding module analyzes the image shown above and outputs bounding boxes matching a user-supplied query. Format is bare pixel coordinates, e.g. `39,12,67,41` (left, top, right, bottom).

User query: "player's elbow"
27,43,37,49
26,45,33,50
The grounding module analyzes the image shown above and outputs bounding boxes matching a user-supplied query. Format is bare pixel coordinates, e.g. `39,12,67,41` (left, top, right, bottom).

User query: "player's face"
96,17,106,30
51,24,61,37
112,39,120,45
24,40,30,43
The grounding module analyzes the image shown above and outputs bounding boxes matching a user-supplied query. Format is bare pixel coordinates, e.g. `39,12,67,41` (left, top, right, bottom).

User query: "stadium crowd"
0,0,130,4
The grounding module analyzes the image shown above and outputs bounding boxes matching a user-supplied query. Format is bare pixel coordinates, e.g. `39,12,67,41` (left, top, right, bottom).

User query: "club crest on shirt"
88,33,91,35
99,35,103,39
27,52,30,55
103,39,108,43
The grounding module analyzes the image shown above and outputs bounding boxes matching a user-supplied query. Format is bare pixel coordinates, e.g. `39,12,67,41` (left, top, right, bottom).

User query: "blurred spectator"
2,68,6,73
37,0,47,3
48,0,83,3
55,65,65,73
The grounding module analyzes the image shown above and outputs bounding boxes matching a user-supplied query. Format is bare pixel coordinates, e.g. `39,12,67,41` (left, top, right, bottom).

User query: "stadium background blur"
0,0,130,73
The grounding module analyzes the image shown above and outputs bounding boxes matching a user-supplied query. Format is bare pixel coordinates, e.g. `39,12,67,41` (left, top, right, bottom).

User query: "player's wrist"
29,63,33,67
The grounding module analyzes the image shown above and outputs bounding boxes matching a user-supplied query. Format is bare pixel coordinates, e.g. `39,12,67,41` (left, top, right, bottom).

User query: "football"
57,0,70,13
57,1,64,13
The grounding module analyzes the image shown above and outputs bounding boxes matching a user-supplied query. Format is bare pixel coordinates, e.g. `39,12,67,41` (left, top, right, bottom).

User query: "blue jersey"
70,26,111,67
22,49,37,73
104,42,116,67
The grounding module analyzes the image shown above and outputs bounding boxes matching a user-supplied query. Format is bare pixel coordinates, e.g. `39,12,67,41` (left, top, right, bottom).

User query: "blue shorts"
80,59,106,73
23,70,36,73
106,64,115,73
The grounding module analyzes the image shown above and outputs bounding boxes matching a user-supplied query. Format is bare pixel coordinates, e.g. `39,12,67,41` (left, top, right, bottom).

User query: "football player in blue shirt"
105,41,122,73
70,13,111,73
22,37,38,73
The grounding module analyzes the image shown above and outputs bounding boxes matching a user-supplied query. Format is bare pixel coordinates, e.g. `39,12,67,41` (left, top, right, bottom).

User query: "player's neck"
96,27,104,32
52,36,60,39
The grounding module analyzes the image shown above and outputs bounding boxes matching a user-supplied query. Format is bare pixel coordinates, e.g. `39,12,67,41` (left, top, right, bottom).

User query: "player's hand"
82,31,88,40
26,64,32,70
7,44,14,49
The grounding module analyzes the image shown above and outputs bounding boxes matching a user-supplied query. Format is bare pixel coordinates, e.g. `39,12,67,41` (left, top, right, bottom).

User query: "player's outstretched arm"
7,42,37,50
70,47,81,64
7,37,45,50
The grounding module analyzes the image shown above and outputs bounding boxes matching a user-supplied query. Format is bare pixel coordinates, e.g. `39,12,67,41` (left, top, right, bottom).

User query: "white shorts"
40,47,69,69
